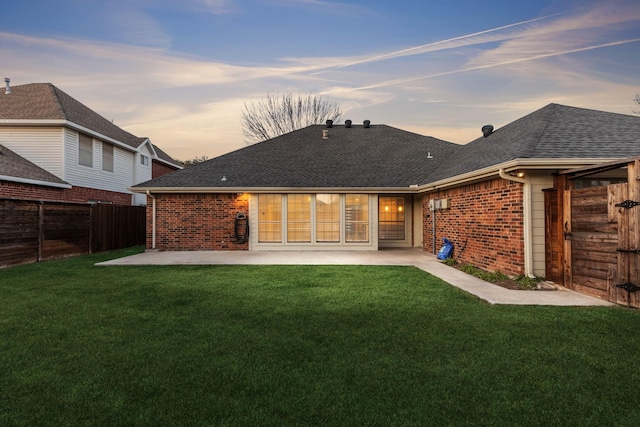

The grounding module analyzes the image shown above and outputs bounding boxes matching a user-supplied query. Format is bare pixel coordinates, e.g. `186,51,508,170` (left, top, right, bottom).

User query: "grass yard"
2,247,640,426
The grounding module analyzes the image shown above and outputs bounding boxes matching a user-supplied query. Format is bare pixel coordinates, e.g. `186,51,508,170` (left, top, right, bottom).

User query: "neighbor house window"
316,194,340,242
78,134,93,167
379,197,405,240
140,154,149,166
102,142,114,172
258,194,282,242
345,194,369,242
287,194,311,242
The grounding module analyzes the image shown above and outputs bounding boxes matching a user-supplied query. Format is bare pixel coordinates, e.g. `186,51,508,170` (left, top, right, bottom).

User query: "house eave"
130,186,419,194
1,119,140,153
417,158,622,192
0,174,72,189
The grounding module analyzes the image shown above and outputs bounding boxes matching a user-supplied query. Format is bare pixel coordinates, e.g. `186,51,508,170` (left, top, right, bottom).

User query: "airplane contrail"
310,11,570,75
350,38,640,91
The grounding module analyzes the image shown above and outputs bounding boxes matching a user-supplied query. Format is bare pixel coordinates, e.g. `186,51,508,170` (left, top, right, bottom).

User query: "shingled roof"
0,83,145,149
426,103,640,183
0,144,70,187
134,124,459,189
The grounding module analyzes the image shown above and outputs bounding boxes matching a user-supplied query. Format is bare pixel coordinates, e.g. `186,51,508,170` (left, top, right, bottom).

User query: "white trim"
0,174,72,189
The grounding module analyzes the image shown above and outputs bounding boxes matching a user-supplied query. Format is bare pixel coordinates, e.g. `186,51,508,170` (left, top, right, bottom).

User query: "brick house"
132,104,640,278
0,81,181,205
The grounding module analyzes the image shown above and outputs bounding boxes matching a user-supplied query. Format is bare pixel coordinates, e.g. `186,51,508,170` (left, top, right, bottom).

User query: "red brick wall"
423,178,524,276
0,181,132,205
147,193,249,251
152,161,179,179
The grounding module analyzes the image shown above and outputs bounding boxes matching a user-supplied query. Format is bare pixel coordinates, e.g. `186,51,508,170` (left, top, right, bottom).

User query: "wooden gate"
557,159,640,307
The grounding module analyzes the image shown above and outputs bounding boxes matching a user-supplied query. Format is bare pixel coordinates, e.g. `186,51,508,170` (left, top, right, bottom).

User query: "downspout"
499,169,533,277
146,190,156,250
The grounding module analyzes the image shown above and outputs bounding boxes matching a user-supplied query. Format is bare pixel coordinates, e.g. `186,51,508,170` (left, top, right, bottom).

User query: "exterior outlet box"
440,199,450,209
435,200,442,210
428,199,435,211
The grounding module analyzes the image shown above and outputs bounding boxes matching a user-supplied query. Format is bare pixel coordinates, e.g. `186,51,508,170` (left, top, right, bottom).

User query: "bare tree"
241,92,343,144
634,94,640,114
177,155,208,167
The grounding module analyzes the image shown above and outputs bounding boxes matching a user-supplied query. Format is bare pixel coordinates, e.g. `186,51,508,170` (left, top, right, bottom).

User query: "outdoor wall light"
516,171,525,178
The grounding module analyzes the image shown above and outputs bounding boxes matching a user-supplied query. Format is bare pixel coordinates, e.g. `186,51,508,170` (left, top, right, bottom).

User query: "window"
287,194,311,242
140,154,149,166
379,197,405,240
316,194,340,242
258,194,282,242
345,194,369,242
102,143,114,172
78,134,93,167
256,194,370,245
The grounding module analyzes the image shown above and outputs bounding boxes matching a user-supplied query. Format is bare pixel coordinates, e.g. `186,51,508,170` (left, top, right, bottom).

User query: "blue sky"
1,0,639,160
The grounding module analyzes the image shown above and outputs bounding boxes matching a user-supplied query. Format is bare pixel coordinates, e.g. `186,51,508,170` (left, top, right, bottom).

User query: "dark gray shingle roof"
426,103,640,182
0,144,70,186
135,125,459,188
152,144,182,168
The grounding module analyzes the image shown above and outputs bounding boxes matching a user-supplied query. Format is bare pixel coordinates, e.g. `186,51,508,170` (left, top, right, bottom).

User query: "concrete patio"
97,248,614,307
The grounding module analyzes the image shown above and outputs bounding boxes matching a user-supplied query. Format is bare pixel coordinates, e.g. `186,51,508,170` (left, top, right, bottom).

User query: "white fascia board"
130,186,418,194
1,119,139,152
0,174,72,189
152,158,183,169
417,158,621,192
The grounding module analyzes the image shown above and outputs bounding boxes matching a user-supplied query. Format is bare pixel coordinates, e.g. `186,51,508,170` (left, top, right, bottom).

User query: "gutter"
499,169,533,278
146,190,156,250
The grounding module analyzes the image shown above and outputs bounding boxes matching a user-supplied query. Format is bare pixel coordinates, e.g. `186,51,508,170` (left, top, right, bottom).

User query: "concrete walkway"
97,249,613,307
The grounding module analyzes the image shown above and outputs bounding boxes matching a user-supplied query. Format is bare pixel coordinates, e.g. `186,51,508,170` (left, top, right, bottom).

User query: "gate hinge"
617,248,640,254
615,283,640,293
615,200,640,209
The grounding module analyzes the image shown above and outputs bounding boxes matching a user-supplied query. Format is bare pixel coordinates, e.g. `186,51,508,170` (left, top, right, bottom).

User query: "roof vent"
345,120,352,128
482,125,494,138
363,120,371,128
4,77,10,95
322,129,329,139
326,120,333,128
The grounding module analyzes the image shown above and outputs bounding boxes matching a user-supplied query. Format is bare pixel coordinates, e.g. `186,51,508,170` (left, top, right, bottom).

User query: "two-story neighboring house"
0,80,181,205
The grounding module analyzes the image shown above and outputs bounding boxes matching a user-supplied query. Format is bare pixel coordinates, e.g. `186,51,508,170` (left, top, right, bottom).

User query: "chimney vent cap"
482,125,494,137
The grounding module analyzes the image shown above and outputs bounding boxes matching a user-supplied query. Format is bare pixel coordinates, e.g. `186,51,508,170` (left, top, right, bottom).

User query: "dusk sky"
1,0,639,161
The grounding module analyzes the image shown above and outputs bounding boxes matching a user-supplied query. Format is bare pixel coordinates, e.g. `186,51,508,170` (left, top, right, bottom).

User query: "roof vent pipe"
345,119,352,128
363,120,371,128
326,120,333,128
4,77,10,95
322,129,329,139
482,125,494,137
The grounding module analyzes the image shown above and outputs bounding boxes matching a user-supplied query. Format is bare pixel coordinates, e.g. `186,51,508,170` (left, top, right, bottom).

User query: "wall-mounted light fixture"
516,171,525,178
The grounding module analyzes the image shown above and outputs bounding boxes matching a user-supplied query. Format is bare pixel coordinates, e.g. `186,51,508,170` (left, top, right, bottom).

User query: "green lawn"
1,247,640,426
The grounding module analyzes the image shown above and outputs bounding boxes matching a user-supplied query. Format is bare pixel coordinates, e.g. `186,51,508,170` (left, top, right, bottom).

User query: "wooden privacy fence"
0,199,145,267
545,158,640,308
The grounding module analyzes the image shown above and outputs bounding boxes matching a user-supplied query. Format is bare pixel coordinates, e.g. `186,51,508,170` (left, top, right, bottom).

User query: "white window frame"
78,134,93,167
102,142,114,172
254,194,374,248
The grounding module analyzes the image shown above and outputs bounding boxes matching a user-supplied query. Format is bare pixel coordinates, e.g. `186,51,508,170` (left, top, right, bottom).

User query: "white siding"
0,127,64,178
529,172,554,277
133,144,153,205
63,128,136,197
